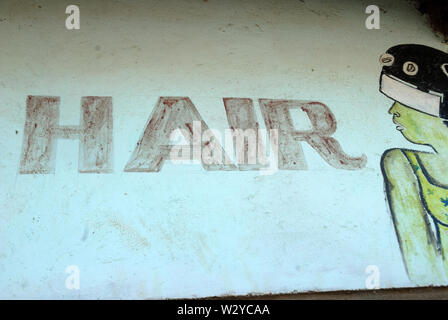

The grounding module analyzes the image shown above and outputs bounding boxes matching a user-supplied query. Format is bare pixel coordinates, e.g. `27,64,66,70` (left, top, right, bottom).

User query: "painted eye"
403,61,418,76
379,53,394,66
442,63,448,77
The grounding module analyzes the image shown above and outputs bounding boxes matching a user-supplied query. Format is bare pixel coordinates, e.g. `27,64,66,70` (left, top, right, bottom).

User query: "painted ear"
442,63,448,77
379,53,394,66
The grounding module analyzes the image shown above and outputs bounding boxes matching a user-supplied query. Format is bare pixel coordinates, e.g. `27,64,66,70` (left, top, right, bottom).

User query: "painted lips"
393,117,405,131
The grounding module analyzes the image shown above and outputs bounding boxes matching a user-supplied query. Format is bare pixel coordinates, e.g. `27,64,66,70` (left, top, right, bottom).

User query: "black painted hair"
380,44,448,123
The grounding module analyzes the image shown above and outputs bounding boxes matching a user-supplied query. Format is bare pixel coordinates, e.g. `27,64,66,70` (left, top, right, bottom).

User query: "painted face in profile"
389,101,448,146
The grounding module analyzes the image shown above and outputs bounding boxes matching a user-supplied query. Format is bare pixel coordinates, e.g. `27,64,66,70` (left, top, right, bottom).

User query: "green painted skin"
404,151,448,225
382,102,448,285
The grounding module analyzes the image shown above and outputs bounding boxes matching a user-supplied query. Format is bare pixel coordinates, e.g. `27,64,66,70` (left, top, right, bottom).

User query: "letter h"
19,96,113,174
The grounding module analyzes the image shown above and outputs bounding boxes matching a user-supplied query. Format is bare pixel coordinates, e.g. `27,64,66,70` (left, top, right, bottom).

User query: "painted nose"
388,103,400,117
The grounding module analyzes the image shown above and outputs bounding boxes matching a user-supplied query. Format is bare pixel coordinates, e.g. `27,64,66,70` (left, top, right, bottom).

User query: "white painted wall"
0,0,445,298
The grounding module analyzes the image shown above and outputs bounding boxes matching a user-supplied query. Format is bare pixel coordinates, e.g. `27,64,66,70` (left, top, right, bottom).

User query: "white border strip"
380,74,441,118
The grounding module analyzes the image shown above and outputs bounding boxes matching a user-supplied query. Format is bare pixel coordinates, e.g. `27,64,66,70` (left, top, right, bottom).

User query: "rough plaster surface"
0,0,446,299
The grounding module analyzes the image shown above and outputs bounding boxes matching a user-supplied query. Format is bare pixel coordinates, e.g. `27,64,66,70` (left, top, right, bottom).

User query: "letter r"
259,99,366,170
19,96,113,174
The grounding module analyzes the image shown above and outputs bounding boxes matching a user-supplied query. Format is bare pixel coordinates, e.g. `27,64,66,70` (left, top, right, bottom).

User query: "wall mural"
14,43,448,292
18,44,448,287
380,44,448,285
